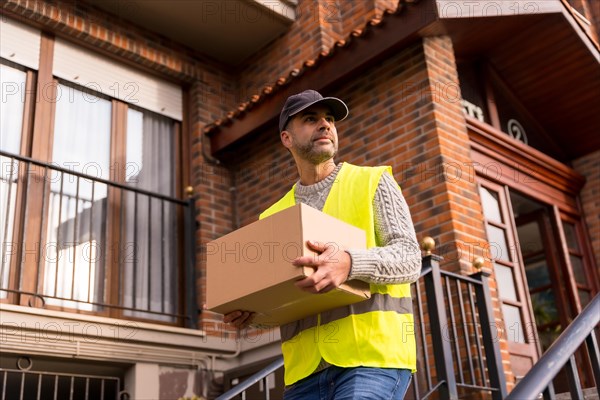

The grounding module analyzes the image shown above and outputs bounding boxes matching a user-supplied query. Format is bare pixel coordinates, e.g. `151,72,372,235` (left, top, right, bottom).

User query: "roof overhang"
82,0,296,66
435,0,600,160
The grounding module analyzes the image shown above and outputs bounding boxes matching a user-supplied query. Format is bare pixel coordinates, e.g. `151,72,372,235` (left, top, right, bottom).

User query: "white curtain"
44,83,111,310
0,63,27,298
122,109,178,321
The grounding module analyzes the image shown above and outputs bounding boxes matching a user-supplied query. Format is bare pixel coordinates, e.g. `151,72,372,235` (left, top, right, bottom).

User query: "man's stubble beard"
294,140,338,165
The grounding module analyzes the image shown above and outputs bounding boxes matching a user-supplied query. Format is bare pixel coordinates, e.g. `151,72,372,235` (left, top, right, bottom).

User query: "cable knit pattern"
295,163,421,285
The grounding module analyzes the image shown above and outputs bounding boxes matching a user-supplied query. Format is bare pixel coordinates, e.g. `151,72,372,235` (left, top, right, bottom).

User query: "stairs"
554,388,599,400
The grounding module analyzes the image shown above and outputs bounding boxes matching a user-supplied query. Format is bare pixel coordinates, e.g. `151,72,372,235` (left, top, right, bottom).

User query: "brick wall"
420,36,515,390
573,150,600,270
238,0,390,99
237,0,339,98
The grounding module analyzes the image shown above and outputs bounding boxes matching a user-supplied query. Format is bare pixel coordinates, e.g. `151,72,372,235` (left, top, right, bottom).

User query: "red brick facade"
2,0,598,396
238,0,401,98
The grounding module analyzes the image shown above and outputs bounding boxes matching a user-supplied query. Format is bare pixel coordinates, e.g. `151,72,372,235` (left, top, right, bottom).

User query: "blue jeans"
283,366,412,400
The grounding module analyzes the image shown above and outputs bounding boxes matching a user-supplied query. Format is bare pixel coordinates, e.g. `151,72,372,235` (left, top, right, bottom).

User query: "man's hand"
223,310,255,329
293,240,351,294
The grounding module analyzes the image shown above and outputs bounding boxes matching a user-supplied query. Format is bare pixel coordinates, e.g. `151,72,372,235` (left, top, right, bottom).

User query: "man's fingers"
306,240,327,252
294,275,317,289
295,279,335,294
294,270,336,294
223,310,254,328
292,241,336,267
292,255,319,267
319,283,336,293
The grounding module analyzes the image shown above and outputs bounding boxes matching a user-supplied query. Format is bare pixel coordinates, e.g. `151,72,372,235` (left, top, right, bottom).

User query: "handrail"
506,293,600,399
215,356,284,400
0,150,187,204
0,149,197,325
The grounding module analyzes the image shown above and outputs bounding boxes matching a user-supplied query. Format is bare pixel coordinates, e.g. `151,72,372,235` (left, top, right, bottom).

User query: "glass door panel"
0,64,26,153
43,83,111,310
512,199,566,353
560,219,596,308
478,180,539,378
0,63,27,299
122,108,178,322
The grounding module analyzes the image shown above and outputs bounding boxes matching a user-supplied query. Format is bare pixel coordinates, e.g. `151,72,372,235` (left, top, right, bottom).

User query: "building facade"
1,0,598,398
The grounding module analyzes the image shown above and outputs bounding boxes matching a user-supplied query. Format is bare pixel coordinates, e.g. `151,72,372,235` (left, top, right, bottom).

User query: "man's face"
282,105,338,164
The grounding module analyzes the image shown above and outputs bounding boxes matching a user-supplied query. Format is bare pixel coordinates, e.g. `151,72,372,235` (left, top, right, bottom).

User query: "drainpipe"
229,169,239,230
201,131,239,230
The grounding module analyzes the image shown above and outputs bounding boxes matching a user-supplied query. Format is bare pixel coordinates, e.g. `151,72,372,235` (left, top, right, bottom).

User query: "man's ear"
280,130,293,149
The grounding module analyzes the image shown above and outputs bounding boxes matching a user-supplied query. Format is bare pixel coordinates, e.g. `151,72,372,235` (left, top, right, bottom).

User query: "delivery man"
225,90,421,400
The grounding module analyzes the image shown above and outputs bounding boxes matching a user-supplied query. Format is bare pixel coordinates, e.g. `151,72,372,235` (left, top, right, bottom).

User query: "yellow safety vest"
260,163,416,386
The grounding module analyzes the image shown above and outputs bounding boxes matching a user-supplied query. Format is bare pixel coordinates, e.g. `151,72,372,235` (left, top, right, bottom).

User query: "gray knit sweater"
294,163,421,284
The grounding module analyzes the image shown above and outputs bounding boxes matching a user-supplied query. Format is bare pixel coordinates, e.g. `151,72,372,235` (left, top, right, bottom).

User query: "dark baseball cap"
279,90,349,132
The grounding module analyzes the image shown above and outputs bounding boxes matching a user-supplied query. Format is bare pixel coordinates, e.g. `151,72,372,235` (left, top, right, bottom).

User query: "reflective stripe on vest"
260,163,416,386
281,293,413,341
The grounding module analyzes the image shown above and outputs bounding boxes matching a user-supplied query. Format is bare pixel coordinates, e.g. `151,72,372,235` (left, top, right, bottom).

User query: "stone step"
554,387,599,400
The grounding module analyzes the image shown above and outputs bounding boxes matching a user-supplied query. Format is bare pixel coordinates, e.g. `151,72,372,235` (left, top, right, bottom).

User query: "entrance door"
478,178,598,384
511,191,597,389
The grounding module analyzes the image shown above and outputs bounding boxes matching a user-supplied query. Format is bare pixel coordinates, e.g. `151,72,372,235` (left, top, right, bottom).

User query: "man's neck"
296,159,336,186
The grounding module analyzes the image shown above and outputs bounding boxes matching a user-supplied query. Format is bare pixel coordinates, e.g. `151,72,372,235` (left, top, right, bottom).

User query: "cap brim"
289,97,349,123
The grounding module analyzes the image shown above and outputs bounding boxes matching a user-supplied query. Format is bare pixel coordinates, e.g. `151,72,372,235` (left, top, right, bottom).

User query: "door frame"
467,116,598,379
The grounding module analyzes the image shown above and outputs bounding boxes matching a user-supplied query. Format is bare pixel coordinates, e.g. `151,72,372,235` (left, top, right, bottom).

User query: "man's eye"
326,117,335,123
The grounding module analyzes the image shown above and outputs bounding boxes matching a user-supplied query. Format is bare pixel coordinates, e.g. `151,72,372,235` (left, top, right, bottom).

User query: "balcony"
81,0,298,65
0,150,198,327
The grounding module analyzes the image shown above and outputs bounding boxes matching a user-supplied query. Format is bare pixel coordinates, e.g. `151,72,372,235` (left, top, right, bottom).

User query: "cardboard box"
206,203,371,326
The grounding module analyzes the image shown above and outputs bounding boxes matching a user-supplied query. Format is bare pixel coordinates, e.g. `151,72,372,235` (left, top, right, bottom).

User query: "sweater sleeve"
346,171,421,284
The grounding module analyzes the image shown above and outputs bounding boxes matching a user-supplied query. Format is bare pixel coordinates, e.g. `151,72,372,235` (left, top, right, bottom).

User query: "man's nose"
318,117,331,130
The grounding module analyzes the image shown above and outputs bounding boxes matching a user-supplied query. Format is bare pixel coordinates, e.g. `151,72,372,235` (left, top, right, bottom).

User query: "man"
224,90,421,399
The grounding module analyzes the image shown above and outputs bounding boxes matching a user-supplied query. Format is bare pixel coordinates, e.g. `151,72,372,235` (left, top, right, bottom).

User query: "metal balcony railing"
217,254,508,400
0,150,198,327
0,366,127,400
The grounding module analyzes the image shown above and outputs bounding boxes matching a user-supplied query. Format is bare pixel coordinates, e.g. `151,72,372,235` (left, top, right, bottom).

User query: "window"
0,18,189,325
457,61,563,159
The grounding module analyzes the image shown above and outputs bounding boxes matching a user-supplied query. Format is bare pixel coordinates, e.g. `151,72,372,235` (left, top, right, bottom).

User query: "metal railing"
217,254,507,400
410,255,506,400
0,150,198,327
216,357,284,400
0,367,127,400
506,293,600,400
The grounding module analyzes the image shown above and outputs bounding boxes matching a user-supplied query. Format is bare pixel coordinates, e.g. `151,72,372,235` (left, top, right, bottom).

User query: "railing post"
585,328,600,395
471,269,507,400
423,255,458,400
585,329,600,393
184,195,198,329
